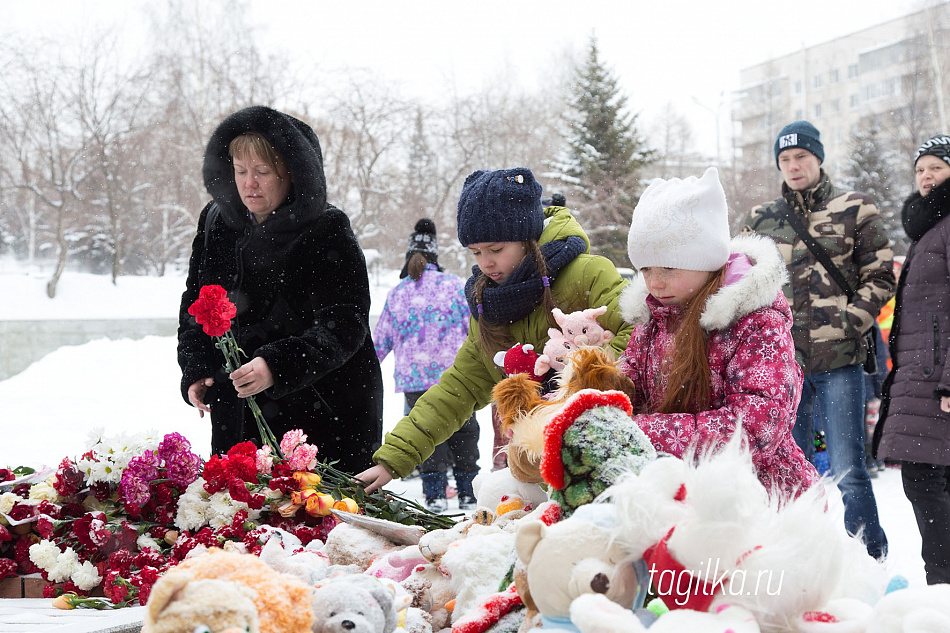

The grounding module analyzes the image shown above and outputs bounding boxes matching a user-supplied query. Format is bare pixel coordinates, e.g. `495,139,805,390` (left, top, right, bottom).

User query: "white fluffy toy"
602,431,891,632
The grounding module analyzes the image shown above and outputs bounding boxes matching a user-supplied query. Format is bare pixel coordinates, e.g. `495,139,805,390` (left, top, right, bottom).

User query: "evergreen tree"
842,123,909,255
547,36,655,266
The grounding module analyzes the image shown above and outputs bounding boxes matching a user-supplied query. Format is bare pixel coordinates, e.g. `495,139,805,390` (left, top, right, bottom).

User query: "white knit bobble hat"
627,167,730,272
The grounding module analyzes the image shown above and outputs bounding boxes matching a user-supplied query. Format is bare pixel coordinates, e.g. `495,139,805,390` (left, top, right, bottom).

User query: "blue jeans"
793,364,888,559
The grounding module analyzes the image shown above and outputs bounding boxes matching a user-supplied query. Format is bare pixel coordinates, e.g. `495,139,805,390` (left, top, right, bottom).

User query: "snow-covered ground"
0,268,927,587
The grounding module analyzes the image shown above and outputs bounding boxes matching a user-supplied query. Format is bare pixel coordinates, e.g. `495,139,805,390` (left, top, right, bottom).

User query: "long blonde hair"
473,239,557,358
656,266,726,414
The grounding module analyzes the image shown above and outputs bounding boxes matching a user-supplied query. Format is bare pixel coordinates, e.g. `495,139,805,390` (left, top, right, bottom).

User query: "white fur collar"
618,233,788,331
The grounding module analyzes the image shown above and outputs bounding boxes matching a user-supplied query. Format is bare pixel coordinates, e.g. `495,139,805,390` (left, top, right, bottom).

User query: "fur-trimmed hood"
618,233,788,331
202,105,327,231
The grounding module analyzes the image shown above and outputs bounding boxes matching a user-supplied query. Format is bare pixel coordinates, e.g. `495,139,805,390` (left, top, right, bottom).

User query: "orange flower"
293,471,322,489
332,497,359,514
291,488,316,506
304,492,335,517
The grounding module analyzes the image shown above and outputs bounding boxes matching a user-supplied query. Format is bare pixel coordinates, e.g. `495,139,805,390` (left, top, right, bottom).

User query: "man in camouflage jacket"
745,120,895,560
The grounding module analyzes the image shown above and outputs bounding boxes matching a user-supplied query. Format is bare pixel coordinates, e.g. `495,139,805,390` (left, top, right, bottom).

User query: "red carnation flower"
187,285,236,337
0,558,17,580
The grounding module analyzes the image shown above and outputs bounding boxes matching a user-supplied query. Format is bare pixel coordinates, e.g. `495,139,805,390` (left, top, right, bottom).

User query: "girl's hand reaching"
354,464,393,493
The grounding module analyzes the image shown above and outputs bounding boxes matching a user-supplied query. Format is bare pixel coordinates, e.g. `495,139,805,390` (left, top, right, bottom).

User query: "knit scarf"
902,178,950,242
464,236,586,323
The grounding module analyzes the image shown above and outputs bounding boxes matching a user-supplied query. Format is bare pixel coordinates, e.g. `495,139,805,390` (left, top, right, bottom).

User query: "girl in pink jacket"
619,168,818,499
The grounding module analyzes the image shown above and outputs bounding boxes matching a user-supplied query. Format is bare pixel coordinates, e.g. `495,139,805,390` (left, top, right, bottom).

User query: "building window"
850,94,859,109
829,69,840,84
814,103,822,118
795,108,803,120
831,98,841,114
794,80,802,94
813,75,822,90
848,63,859,79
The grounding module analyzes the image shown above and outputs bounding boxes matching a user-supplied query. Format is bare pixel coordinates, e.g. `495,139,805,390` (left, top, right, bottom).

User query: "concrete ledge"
0,599,143,633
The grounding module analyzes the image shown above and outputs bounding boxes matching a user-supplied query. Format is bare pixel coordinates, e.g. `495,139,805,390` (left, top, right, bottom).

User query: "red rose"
8,503,33,522
188,285,237,337
53,458,84,498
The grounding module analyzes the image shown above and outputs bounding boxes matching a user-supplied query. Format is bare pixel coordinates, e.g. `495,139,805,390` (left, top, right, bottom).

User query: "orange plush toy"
143,549,314,633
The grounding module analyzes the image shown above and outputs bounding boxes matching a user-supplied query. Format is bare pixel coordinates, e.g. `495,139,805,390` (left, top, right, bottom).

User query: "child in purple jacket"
374,219,479,512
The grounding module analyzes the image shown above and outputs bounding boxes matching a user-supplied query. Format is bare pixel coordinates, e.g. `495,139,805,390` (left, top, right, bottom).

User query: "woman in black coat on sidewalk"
178,106,383,472
874,134,950,584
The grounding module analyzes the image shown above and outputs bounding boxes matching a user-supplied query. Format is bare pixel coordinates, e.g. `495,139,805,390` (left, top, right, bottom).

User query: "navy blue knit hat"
774,121,824,169
457,168,544,246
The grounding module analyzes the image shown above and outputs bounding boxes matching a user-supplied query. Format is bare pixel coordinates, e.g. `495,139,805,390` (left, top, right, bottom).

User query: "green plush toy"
540,389,656,515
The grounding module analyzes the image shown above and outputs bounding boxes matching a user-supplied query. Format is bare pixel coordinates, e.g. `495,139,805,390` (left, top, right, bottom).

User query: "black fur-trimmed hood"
202,105,327,231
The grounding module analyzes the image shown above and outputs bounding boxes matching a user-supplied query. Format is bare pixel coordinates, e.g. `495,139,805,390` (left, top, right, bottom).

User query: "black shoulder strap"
199,202,221,275
777,199,856,300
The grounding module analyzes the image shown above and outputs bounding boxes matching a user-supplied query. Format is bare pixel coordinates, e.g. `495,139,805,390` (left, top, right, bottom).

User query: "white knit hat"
627,167,731,272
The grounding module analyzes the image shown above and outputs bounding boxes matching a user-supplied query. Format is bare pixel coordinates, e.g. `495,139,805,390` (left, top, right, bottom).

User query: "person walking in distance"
374,219,479,512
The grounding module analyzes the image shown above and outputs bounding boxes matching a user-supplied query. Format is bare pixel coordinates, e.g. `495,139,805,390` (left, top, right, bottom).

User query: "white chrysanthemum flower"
72,560,103,591
80,430,162,484
137,534,161,552
29,540,62,569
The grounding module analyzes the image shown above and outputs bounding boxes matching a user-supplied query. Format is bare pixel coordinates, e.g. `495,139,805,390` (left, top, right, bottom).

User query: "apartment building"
733,3,950,175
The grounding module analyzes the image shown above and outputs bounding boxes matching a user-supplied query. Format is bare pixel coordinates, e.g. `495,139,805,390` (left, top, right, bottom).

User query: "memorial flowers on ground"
0,426,453,608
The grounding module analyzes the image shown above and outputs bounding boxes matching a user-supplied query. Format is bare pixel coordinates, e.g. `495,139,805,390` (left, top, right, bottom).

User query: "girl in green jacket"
356,168,632,493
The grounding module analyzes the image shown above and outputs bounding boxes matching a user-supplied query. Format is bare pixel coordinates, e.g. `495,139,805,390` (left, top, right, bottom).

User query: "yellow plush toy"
142,549,314,633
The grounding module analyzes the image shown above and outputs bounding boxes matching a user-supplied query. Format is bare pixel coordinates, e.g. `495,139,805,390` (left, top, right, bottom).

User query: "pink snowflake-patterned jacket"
618,234,819,499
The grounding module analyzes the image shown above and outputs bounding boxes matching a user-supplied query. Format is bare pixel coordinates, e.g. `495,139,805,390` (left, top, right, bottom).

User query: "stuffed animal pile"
139,313,948,633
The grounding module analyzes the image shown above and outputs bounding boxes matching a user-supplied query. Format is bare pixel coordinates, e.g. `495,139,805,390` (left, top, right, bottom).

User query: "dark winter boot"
421,471,448,513
454,471,479,511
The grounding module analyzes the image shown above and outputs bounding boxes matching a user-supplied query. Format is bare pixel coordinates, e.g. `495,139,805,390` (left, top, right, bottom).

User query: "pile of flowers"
0,428,454,608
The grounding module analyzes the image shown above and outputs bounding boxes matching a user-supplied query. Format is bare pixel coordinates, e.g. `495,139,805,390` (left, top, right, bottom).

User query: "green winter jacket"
372,206,633,478
745,172,896,375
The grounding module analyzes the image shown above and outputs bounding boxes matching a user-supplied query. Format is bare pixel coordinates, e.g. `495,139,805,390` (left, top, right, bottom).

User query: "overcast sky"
4,0,926,157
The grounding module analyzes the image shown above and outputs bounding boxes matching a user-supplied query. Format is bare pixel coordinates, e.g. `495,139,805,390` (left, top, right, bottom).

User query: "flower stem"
216,331,283,460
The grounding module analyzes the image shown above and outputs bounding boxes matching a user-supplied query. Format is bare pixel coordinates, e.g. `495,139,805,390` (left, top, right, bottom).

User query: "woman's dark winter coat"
874,179,950,465
178,106,383,471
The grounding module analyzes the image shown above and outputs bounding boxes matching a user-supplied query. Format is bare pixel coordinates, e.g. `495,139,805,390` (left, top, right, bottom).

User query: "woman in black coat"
178,106,383,472
874,134,950,584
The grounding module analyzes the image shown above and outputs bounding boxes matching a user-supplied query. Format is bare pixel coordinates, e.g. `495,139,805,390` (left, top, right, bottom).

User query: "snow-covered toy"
534,329,575,376
515,503,647,632
569,594,760,632
311,574,399,633
143,548,314,633
258,530,330,586
494,343,546,383
605,432,890,630
450,583,525,633
470,467,549,526
540,389,656,516
365,545,430,583
552,306,614,347
322,522,402,571
402,560,455,631
143,576,260,633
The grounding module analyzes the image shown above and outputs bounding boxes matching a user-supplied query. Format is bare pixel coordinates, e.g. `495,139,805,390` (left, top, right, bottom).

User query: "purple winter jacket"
373,264,471,393
618,234,819,499
875,189,950,465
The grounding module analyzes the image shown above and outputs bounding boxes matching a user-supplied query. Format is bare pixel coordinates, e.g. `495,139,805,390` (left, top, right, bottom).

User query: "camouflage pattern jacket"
745,172,895,375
